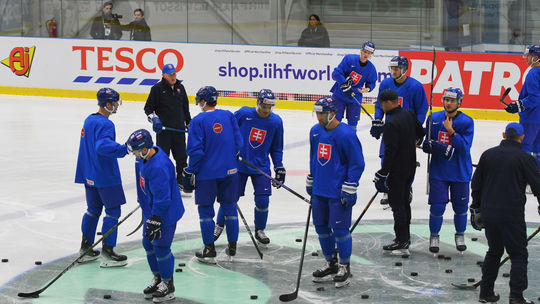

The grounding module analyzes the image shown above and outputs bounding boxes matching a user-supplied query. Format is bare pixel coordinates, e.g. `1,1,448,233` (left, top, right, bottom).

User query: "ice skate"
152,278,175,303
143,274,161,299
455,234,467,254
195,243,216,264
509,297,534,304
178,184,193,198
78,237,100,264
100,245,127,268
478,292,499,303
255,229,270,247
312,257,338,283
333,263,351,288
225,241,236,262
429,236,440,254
214,225,224,241
383,240,410,256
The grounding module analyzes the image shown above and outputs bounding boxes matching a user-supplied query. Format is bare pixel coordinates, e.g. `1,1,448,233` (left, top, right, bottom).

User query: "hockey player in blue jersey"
330,41,378,130
214,89,284,246
182,86,243,264
307,96,365,288
127,129,185,303
74,87,129,267
505,44,540,168
421,87,474,255
371,56,429,206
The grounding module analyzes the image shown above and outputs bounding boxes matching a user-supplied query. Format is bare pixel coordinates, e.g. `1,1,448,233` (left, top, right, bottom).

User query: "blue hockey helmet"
257,89,276,106
195,86,218,106
388,56,409,72
97,88,120,107
313,96,337,113
441,87,463,105
362,41,375,54
127,129,153,152
524,44,540,58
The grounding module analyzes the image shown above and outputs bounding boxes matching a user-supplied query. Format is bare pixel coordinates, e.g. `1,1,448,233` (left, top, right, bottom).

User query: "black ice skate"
429,236,440,254
478,293,500,303
255,229,270,246
225,241,237,262
78,237,100,264
214,225,224,241
152,278,175,303
312,256,338,283
509,297,535,304
455,234,467,254
380,193,389,205
143,274,161,299
333,263,351,288
383,240,410,256
195,243,216,264
100,245,127,268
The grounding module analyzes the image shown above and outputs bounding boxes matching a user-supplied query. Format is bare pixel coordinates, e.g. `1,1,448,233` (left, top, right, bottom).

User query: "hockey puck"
311,252,319,256
1,259,8,263
316,287,324,291
468,278,475,282
35,261,42,265
502,273,510,278
444,256,452,261
178,263,186,267
97,232,102,235
476,260,483,265
395,262,402,266
410,272,418,276
250,295,258,299
401,254,409,259
471,237,478,241
103,294,111,299
437,254,445,259
295,238,302,242
445,269,453,273
361,294,369,299
175,268,183,272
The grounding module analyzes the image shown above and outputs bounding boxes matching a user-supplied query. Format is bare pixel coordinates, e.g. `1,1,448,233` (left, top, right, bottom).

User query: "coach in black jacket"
373,89,425,254
144,64,191,193
470,122,540,304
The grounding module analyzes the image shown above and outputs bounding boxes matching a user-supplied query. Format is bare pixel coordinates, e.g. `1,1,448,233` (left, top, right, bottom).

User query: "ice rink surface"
0,95,539,303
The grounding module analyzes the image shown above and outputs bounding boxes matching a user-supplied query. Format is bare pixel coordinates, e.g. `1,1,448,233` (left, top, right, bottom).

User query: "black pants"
387,174,414,243
156,130,187,183
480,218,528,299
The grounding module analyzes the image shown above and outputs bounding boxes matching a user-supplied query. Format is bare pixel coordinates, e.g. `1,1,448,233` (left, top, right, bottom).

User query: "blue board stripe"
117,78,137,85
73,76,92,83
95,77,115,84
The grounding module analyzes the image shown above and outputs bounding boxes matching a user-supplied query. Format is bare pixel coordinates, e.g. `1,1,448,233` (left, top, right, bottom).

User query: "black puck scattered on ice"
437,254,445,259
502,273,510,278
250,295,258,299
468,278,475,282
311,252,318,256
445,269,453,273
476,261,483,265
316,287,324,291
471,237,478,241
103,294,111,299
410,272,418,276
401,254,409,259
444,256,452,261
97,232,102,235
361,294,369,299
178,263,185,267
35,261,42,265
295,238,302,242
175,268,183,272
395,262,402,266
1,259,8,263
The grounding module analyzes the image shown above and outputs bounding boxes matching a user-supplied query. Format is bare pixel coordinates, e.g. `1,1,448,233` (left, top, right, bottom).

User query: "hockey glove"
505,100,525,114
147,113,163,134
422,139,433,154
272,167,286,188
145,215,162,242
340,77,356,99
431,141,455,160
306,174,313,195
340,181,358,208
370,120,384,139
469,208,483,231
373,171,389,193
181,168,195,192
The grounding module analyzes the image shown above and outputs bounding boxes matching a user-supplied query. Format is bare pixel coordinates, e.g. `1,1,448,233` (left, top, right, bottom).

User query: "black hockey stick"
18,204,141,298
126,211,144,237
279,203,312,302
451,225,540,290
352,95,375,120
162,126,188,133
239,157,310,204
350,191,378,233
498,87,511,107
236,203,274,262
426,47,436,195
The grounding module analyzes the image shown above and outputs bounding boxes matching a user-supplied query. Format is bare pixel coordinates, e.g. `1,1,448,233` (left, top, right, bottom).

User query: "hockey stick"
238,157,310,204
162,126,188,133
18,204,141,298
498,87,511,107
350,191,378,233
451,225,540,290
126,211,144,237
279,203,312,302
426,47,436,195
236,203,274,262
352,95,375,121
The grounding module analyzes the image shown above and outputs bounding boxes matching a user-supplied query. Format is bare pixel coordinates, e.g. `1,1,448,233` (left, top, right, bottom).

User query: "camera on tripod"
112,13,122,19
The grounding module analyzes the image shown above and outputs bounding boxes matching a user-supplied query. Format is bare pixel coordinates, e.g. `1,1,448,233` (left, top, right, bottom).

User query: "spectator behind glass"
123,8,151,41
298,14,330,48
90,1,122,40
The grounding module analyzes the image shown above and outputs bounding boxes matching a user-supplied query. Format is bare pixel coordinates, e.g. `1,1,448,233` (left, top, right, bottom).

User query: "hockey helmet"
313,96,337,113
524,44,540,58
97,88,120,107
362,41,375,54
388,56,409,72
127,129,153,152
441,87,463,105
257,89,276,107
195,86,218,106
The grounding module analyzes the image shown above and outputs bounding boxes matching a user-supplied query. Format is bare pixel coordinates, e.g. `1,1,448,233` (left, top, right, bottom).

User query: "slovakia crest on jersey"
349,71,362,84
139,172,146,195
317,143,332,166
249,127,267,148
438,131,452,145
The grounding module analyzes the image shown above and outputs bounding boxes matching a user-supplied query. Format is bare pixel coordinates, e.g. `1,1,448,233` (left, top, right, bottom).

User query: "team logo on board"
317,143,332,166
1,46,36,77
249,127,267,148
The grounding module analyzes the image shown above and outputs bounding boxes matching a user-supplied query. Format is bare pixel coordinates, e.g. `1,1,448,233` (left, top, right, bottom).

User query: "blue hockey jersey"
186,109,243,180
426,111,474,182
330,54,377,104
519,67,540,124
235,107,284,175
309,123,365,199
375,77,428,123
135,147,184,227
75,113,127,188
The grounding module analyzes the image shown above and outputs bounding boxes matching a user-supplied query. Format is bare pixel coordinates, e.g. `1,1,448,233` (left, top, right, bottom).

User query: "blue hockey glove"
145,215,162,242
340,181,358,208
147,113,163,134
431,141,455,160
370,120,384,139
340,77,355,99
505,100,525,114
422,139,433,154
469,208,483,231
181,168,195,192
272,167,286,188
306,174,313,195
373,171,389,193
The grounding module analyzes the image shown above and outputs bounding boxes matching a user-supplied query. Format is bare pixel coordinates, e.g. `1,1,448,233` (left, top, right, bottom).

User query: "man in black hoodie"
123,8,151,41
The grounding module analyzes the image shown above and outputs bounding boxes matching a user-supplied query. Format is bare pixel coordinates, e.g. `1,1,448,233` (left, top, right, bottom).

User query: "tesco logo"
72,46,184,73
